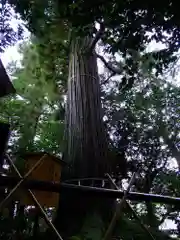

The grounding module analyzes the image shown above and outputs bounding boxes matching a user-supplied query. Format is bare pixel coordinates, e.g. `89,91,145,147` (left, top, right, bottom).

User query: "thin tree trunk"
143,169,159,229
18,109,41,154
64,36,109,178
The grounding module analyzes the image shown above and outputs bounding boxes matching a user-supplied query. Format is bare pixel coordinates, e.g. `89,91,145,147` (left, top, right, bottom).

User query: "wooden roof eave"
0,59,16,98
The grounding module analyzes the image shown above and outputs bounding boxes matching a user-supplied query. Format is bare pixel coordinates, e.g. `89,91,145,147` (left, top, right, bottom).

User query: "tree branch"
90,22,105,51
96,53,123,75
101,73,115,85
159,210,171,226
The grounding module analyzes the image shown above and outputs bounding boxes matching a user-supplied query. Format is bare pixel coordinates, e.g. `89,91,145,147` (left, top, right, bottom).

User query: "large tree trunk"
64,36,109,178
55,36,111,238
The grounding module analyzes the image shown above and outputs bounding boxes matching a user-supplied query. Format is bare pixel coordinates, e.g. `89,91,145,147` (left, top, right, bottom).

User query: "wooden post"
103,173,137,240
106,173,155,240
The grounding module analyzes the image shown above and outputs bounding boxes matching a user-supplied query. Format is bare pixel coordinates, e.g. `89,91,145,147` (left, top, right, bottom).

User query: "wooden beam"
0,175,179,205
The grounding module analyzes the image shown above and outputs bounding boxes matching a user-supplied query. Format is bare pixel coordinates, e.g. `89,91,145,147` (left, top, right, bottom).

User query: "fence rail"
0,174,179,205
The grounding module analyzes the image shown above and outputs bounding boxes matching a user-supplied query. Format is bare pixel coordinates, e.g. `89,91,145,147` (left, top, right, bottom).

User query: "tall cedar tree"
6,0,180,238
8,0,180,177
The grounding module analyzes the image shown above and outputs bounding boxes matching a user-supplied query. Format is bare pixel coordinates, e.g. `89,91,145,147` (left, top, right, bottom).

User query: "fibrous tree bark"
55,35,111,238
64,35,109,179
